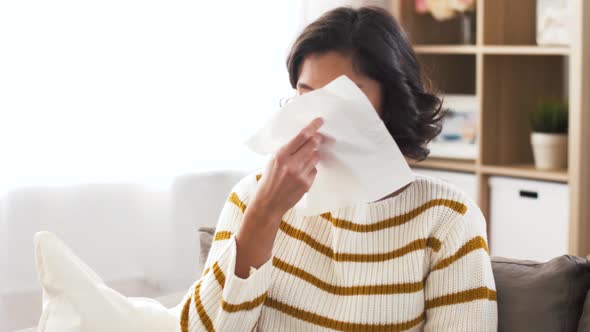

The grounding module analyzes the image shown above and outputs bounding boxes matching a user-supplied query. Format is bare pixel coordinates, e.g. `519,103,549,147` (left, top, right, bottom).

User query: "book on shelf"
428,94,478,160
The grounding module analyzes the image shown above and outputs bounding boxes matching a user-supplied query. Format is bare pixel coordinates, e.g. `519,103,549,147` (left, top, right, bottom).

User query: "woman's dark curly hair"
286,6,444,161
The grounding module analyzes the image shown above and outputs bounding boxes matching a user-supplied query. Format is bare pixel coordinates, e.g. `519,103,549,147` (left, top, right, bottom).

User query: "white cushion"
35,231,180,332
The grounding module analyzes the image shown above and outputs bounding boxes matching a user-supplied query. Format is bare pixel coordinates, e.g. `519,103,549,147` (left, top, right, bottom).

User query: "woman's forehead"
297,51,367,89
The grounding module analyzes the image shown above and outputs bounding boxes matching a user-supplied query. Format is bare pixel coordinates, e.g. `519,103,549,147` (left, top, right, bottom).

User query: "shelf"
483,0,537,45
397,1,469,45
480,55,565,166
417,54,476,94
414,45,478,54
409,158,476,173
480,165,568,183
410,162,569,183
413,45,569,56
390,0,590,257
482,46,570,56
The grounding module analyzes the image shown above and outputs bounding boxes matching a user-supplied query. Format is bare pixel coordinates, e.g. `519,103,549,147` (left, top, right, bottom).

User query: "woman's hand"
249,117,324,221
234,118,324,277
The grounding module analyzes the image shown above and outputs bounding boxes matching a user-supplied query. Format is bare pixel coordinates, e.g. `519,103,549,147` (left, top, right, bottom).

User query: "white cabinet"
488,176,569,262
411,168,478,202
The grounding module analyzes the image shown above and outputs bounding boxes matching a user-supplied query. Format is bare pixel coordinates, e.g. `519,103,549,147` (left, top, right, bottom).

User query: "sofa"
13,170,590,331
199,225,590,332
7,170,251,331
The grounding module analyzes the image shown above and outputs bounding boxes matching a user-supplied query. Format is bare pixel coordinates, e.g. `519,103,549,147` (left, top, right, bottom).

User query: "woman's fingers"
283,117,324,155
252,119,325,216
293,133,322,161
304,166,318,188
301,150,321,175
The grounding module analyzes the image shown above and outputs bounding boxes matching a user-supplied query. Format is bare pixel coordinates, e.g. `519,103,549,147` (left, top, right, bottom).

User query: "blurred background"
1,0,588,330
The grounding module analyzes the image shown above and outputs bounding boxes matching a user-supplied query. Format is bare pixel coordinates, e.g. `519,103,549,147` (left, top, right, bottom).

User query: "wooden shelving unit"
479,165,569,183
408,158,476,173
413,45,570,55
413,45,478,54
390,0,590,256
482,46,570,56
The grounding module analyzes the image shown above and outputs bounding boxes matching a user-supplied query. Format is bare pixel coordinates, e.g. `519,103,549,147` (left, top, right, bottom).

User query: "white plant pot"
531,133,568,170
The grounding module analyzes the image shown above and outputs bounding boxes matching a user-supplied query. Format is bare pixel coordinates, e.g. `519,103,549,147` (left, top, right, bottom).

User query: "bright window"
0,0,303,191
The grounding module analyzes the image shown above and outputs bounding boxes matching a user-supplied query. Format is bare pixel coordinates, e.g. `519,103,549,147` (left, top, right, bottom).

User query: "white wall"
301,0,390,24
0,0,301,193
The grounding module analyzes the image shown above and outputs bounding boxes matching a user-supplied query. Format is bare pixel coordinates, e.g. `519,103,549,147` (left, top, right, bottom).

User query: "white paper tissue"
245,75,414,216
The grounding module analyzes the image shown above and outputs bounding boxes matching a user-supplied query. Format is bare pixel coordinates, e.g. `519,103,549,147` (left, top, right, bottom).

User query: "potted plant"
529,100,568,170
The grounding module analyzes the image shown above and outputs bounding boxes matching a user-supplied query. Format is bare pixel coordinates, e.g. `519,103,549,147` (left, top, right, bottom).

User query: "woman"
181,6,497,332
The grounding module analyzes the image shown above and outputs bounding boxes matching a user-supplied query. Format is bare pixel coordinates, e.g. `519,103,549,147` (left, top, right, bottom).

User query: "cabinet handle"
519,190,538,199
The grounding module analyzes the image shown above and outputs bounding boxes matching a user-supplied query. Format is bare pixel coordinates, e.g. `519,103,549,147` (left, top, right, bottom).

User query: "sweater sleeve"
179,173,274,332
423,199,498,332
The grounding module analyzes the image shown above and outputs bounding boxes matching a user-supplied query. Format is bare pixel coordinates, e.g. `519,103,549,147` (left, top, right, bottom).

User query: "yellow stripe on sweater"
212,262,226,288
264,296,426,331
213,223,441,263
210,259,267,313
227,189,466,234
221,193,443,261
194,279,215,332
426,287,497,309
273,256,424,295
253,173,467,232
222,293,268,313
180,295,192,332
320,198,467,232
213,231,232,241
334,237,442,262
280,220,442,262
228,192,247,213
204,246,424,296
432,236,490,271
201,266,211,278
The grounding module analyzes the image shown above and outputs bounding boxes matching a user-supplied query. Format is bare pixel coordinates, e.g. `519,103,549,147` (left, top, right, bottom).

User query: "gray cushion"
579,290,590,332
492,256,590,332
198,226,216,267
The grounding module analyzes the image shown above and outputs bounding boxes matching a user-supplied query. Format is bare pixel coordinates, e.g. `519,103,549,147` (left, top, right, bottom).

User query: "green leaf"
529,99,568,134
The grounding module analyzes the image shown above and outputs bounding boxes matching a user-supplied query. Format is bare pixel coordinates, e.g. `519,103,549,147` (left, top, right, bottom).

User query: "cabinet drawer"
489,176,569,262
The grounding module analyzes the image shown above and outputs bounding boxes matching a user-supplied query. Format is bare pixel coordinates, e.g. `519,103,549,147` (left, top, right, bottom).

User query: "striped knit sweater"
180,172,498,331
